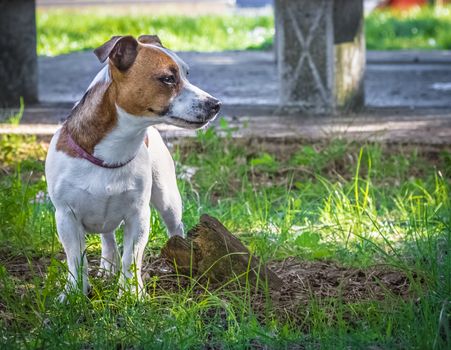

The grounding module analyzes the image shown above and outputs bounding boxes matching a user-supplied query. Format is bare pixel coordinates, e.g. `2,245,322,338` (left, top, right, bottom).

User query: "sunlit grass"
366,5,451,50
37,10,274,56
36,5,451,56
0,126,450,348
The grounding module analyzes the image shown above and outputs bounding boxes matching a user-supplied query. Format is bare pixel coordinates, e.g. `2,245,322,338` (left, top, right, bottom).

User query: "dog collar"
66,132,136,169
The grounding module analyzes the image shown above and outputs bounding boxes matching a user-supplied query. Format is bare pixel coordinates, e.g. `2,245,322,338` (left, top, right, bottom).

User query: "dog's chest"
76,180,147,232
47,144,152,233
68,167,150,232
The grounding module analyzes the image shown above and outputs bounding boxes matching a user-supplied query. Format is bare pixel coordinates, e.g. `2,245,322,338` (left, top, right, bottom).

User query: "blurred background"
35,0,451,56
21,0,449,116
2,0,451,121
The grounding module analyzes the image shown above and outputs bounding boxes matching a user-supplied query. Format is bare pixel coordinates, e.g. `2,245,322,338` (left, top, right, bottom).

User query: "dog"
45,35,220,301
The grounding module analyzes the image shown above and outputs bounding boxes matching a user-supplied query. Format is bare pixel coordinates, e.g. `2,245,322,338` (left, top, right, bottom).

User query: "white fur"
167,82,213,123
46,43,217,301
93,106,159,165
73,65,111,109
47,98,182,301
88,65,110,90
148,44,217,127
46,124,183,300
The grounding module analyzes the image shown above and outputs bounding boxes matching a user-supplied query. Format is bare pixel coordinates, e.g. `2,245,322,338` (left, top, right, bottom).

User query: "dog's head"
94,35,220,129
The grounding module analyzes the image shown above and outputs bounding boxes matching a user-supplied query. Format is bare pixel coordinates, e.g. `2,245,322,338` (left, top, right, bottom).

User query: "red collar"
66,132,141,169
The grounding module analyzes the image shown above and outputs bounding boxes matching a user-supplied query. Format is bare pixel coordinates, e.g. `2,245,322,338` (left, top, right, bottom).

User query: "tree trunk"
161,214,282,290
0,0,38,108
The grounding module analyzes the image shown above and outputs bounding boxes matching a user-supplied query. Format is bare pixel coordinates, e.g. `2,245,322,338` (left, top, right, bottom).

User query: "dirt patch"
2,251,413,301
141,256,416,326
3,252,413,302
0,252,56,283
268,258,412,302
2,251,415,327
140,256,413,301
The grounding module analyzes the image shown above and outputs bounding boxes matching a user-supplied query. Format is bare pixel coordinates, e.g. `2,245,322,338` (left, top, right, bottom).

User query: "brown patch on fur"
138,35,162,47
111,44,182,116
56,40,182,158
56,126,79,158
56,82,117,156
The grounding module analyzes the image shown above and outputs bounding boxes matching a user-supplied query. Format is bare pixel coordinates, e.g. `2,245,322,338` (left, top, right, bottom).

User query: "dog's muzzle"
202,97,221,122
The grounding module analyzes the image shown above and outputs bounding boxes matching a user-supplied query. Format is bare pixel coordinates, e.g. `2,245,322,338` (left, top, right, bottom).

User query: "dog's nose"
206,97,221,115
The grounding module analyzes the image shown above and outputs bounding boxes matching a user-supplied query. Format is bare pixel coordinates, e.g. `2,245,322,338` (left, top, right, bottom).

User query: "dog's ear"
138,35,163,47
94,36,138,71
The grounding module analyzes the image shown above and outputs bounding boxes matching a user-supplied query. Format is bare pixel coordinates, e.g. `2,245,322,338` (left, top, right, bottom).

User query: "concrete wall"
275,0,365,114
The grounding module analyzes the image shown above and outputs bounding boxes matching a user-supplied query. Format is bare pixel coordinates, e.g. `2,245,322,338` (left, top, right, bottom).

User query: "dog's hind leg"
147,127,184,237
55,209,89,301
98,231,120,277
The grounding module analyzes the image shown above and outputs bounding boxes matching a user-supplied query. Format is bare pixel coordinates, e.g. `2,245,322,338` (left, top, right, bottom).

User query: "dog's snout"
206,97,221,115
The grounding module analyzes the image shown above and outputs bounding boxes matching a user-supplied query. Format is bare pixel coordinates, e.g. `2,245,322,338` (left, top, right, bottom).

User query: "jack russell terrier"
45,35,220,301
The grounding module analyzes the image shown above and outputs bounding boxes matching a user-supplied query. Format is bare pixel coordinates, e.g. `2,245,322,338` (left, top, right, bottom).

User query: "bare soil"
142,256,414,300
143,256,417,326
2,251,414,302
1,248,417,329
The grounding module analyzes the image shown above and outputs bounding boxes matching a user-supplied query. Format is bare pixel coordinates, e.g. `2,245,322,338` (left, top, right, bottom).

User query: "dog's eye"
159,75,176,85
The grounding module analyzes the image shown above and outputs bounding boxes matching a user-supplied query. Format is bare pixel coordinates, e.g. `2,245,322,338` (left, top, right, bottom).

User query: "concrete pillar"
275,0,365,114
0,0,38,108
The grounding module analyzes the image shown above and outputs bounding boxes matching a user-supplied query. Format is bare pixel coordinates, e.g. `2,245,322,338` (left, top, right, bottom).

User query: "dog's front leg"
55,209,89,301
151,178,184,238
120,207,150,297
98,231,120,277
148,127,184,237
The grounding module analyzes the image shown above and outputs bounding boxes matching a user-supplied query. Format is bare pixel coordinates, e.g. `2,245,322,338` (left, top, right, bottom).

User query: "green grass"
366,5,451,50
37,11,274,56
0,125,450,349
36,6,451,56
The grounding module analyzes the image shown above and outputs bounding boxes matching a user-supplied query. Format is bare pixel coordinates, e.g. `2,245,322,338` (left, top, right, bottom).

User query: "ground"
3,50,451,147
35,50,451,110
0,3,450,349
0,129,450,349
